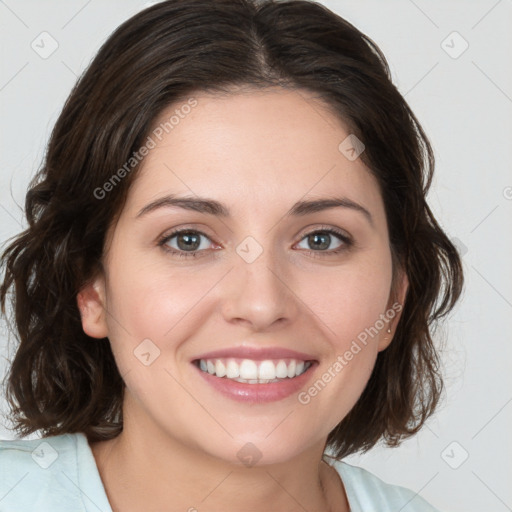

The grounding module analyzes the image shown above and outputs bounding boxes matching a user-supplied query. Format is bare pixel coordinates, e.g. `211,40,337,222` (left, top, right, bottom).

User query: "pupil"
309,232,330,250
178,232,200,251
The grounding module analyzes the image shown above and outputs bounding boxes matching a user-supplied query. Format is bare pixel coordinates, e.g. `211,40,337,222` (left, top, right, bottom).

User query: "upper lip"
192,346,318,362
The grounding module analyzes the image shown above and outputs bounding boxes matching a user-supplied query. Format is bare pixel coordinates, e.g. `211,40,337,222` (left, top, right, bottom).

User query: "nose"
220,245,299,332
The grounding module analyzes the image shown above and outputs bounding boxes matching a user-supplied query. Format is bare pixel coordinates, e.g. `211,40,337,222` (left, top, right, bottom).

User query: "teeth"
215,360,226,378
258,360,276,380
197,358,312,382
226,360,240,379
287,360,296,378
233,377,281,384
275,360,288,378
240,359,258,379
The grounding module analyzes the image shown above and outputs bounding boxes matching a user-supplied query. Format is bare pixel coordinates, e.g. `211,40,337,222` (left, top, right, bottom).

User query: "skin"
78,87,408,512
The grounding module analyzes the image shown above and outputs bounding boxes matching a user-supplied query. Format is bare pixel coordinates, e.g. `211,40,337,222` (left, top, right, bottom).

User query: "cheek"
300,251,393,345
295,262,391,435
102,251,233,383
101,250,199,360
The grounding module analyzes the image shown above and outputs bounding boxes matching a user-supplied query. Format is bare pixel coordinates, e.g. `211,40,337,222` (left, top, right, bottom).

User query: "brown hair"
0,0,463,459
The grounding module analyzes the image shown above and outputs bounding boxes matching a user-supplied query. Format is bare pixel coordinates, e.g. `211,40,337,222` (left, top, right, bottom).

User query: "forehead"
126,88,384,222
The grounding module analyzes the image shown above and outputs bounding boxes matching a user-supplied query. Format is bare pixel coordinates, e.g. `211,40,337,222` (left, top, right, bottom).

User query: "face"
78,87,407,466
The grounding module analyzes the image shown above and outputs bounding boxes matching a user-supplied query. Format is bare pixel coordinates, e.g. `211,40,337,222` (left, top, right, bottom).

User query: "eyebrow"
136,194,373,225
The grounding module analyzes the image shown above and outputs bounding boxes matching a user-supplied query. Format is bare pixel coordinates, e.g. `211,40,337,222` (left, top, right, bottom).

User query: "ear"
76,273,109,339
377,268,409,352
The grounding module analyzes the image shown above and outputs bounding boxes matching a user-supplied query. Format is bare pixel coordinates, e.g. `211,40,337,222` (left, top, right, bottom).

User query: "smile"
192,357,317,403
195,357,313,383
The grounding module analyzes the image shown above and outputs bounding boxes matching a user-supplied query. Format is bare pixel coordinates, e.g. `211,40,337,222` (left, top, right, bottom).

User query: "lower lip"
193,362,317,403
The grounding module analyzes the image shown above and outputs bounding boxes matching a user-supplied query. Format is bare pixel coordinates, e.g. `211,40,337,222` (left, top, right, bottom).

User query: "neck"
90,411,349,512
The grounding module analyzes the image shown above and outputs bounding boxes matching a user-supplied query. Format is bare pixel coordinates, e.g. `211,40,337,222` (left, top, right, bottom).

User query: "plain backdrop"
1,1,511,511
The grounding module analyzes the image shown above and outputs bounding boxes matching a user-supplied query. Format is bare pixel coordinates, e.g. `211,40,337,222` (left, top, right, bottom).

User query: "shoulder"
0,431,80,460
0,432,102,511
331,460,441,512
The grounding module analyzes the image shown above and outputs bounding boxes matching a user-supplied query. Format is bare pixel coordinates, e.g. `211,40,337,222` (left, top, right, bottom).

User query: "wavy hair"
0,0,463,459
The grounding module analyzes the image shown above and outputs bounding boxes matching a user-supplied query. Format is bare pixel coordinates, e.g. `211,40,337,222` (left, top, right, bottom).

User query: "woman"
0,1,463,510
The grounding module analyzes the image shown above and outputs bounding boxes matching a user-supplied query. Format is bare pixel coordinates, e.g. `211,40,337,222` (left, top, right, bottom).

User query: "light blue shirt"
0,433,440,511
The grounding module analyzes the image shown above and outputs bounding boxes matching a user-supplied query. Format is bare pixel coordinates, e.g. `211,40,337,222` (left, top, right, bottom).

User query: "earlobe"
378,269,409,352
76,275,109,339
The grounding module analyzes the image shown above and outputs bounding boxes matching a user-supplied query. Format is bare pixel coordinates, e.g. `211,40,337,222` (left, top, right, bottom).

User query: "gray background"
1,1,511,511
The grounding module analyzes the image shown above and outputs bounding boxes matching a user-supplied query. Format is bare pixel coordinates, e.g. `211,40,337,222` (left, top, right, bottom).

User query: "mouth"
193,357,314,383
191,356,318,403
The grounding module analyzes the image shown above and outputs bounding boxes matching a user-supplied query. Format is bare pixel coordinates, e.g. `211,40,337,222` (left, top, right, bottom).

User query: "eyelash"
157,226,353,259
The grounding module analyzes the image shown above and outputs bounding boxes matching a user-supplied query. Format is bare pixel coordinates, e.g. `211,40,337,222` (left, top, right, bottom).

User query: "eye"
158,229,216,258
158,226,353,259
295,227,352,255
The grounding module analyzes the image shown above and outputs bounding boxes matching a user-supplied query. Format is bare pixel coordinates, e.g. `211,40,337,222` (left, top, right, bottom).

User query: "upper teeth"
198,358,311,380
